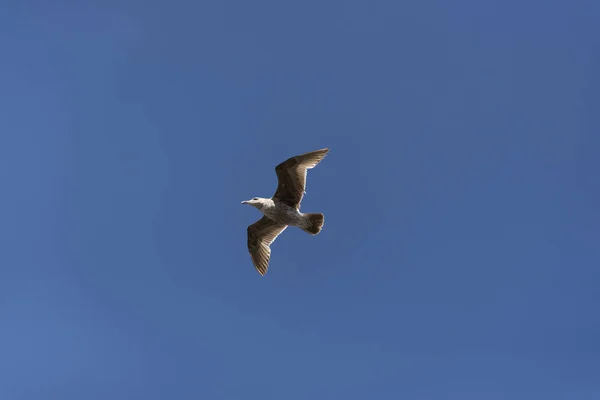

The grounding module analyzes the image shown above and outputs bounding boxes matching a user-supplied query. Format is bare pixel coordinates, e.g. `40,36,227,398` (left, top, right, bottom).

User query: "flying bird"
241,148,329,275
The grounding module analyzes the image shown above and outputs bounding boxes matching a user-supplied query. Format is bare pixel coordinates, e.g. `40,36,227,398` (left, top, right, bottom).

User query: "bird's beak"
241,200,249,204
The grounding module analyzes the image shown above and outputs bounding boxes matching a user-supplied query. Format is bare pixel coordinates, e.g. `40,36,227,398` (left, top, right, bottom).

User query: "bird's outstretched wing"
247,216,288,275
272,148,329,209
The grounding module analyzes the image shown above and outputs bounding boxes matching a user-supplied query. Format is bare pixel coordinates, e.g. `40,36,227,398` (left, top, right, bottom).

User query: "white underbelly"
263,206,303,226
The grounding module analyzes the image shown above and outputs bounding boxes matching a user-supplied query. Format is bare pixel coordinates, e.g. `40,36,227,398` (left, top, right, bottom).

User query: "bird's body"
248,198,307,228
242,148,329,275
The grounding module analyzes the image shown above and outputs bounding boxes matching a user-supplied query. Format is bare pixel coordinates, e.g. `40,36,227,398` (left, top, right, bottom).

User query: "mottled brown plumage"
272,148,330,209
242,148,329,275
246,216,287,276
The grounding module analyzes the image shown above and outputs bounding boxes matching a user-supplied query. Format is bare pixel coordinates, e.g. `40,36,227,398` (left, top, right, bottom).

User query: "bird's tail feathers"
301,213,325,235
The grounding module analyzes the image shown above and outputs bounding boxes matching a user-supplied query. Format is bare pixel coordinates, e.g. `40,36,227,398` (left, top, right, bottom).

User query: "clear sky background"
1,1,599,399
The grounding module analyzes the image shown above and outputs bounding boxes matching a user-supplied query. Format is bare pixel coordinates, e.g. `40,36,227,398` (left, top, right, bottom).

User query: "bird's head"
241,197,265,209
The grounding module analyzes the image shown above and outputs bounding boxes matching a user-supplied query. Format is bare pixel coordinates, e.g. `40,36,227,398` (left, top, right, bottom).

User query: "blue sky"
1,1,599,398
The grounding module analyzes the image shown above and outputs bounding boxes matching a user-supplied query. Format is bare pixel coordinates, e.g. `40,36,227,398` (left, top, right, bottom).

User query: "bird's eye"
253,197,258,201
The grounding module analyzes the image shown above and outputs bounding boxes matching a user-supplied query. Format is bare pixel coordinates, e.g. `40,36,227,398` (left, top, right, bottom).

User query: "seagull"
241,148,329,275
